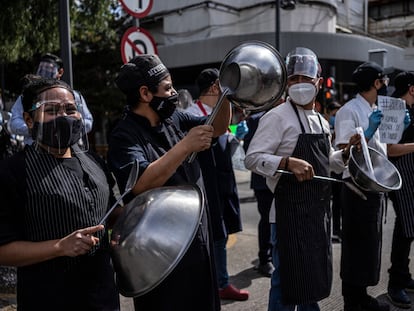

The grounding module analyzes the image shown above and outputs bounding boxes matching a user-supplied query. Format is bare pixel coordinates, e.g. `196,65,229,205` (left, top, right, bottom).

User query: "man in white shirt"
245,47,359,311
334,62,392,311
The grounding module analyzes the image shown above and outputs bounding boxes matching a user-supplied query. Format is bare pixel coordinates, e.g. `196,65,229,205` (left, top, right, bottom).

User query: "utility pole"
59,0,73,88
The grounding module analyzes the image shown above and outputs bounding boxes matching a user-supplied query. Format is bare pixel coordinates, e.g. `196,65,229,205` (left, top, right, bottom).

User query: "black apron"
340,180,383,286
274,104,332,304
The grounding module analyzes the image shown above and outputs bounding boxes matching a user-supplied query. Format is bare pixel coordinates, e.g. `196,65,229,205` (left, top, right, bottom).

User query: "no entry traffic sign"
120,27,158,64
119,0,153,19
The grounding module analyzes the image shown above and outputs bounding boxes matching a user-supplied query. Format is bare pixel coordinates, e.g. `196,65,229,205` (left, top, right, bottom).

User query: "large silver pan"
110,185,204,298
349,146,402,192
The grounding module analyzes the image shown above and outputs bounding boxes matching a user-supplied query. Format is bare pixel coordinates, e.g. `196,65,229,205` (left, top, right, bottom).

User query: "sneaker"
387,287,411,309
360,295,390,311
405,279,414,293
256,262,275,277
219,284,249,301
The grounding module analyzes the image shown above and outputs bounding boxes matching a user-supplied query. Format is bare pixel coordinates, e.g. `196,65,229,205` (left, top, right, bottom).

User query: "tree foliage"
0,0,133,138
0,0,120,62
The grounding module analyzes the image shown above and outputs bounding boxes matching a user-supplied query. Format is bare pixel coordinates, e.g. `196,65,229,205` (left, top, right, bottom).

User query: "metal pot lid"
110,185,204,297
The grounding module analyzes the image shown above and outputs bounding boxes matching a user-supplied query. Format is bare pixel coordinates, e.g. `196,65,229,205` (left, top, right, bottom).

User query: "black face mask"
149,94,179,120
32,116,83,149
377,84,388,96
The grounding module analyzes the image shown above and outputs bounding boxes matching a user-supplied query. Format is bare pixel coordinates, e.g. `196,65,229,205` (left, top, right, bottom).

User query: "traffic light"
324,76,337,103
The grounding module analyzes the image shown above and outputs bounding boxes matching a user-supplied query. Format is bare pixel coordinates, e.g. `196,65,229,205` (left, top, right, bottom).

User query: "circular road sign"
119,0,153,19
121,27,158,64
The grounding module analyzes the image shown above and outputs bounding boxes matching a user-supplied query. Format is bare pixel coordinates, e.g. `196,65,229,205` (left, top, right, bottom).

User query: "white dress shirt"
334,93,387,179
244,99,346,193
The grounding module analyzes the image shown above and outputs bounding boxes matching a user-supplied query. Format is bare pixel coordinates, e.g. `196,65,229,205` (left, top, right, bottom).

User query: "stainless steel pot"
219,40,287,113
348,146,402,192
110,185,204,298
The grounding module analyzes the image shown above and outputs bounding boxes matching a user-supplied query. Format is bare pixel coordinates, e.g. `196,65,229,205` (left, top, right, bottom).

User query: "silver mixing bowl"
349,146,402,192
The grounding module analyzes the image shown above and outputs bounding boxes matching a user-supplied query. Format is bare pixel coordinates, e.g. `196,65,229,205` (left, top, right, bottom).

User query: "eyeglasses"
30,100,79,116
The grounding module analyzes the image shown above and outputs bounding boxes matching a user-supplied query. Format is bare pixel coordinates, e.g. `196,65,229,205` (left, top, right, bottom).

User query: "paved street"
1,169,414,310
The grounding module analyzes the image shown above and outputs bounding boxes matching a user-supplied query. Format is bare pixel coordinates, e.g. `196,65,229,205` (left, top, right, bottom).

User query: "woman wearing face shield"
107,54,231,311
245,47,360,311
0,79,120,310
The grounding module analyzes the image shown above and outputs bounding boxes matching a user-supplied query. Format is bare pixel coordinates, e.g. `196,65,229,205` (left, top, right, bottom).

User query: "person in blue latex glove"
235,120,249,140
364,109,384,140
334,61,393,311
386,71,414,309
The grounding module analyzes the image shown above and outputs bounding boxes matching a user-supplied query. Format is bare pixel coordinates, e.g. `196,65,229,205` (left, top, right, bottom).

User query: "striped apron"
390,151,414,238
23,145,110,268
274,105,332,304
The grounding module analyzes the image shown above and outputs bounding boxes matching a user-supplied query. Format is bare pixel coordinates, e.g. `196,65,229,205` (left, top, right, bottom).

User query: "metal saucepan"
98,159,139,225
109,185,204,298
275,169,367,201
348,145,402,192
189,40,287,162
219,40,287,113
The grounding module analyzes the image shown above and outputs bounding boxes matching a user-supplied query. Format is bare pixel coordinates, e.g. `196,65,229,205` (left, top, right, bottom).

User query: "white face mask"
288,82,318,106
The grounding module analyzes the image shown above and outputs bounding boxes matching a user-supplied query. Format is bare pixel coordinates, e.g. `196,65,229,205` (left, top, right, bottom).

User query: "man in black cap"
386,71,414,309
107,54,230,311
334,61,393,311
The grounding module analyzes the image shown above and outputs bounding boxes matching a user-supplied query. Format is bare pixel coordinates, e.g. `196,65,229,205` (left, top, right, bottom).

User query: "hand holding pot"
364,109,383,140
286,157,315,182
56,225,104,257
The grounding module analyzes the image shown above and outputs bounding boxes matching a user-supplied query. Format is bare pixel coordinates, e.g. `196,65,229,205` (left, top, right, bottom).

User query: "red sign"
119,0,153,19
120,27,158,64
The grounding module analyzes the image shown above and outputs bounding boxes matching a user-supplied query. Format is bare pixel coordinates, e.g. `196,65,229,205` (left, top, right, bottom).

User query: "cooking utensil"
109,185,204,298
98,159,139,225
189,40,287,162
348,145,402,192
275,169,367,201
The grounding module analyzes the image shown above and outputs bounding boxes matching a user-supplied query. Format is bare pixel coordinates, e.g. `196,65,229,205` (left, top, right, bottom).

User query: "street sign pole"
59,0,73,88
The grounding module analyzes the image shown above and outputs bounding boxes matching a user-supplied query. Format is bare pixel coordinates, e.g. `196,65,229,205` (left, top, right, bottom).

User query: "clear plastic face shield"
29,86,88,155
285,47,319,79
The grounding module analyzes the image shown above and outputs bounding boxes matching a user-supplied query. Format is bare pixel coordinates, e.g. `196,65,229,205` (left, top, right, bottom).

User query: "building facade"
136,0,414,103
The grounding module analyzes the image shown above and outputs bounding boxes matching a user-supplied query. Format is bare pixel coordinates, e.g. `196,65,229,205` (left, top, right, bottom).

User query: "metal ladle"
98,159,140,225
275,169,367,201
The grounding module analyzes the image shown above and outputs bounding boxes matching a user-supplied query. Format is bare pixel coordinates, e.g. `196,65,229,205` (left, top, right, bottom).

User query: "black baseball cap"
392,71,414,98
116,54,169,95
196,68,219,93
352,61,393,86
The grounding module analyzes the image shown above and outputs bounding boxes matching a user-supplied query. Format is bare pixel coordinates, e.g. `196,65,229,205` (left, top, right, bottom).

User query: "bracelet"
284,156,290,170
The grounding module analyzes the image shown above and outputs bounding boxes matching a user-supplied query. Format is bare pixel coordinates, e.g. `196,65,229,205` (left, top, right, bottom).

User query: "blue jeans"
214,237,229,289
268,223,320,311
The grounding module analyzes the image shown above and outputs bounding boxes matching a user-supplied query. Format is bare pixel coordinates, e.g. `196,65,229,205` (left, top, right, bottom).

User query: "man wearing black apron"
335,62,392,311
245,47,360,311
386,71,414,309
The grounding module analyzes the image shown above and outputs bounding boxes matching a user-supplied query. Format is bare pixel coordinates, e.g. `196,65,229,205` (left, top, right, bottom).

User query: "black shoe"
387,287,411,309
255,262,274,277
344,303,364,311
360,296,390,311
405,279,414,292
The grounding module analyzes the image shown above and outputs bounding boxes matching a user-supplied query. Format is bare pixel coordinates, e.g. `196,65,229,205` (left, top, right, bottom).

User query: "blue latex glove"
364,109,383,140
235,120,249,140
404,109,411,130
